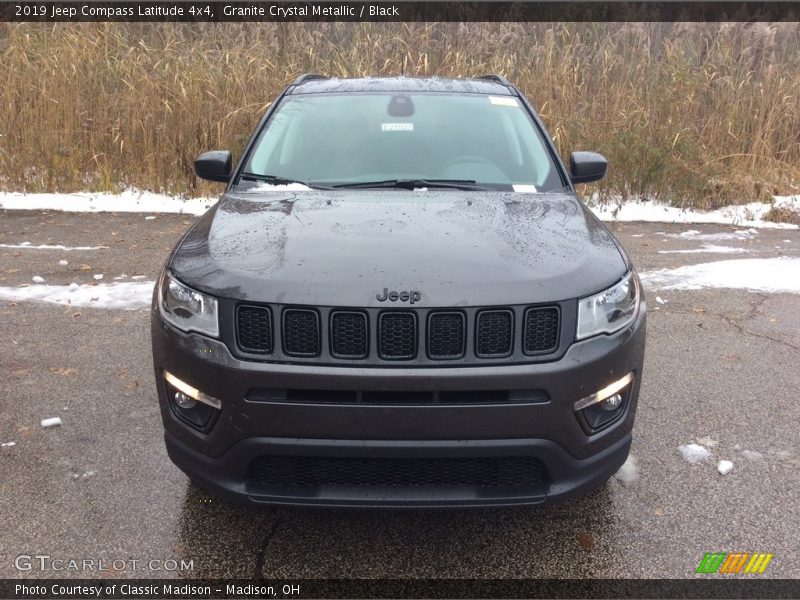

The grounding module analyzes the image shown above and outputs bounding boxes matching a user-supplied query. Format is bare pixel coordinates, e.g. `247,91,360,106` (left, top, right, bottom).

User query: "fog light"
574,372,634,412
163,371,221,432
174,391,196,409
601,393,623,411
163,371,221,409
574,372,633,434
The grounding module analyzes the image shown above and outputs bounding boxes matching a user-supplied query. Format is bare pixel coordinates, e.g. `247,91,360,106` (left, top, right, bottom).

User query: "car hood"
171,190,627,306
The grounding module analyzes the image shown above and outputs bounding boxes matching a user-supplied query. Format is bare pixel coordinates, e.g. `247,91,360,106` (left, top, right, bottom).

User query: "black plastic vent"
282,309,320,357
428,312,466,359
330,311,368,359
378,312,417,360
236,305,273,354
476,310,513,357
247,455,547,488
246,388,523,405
523,307,560,355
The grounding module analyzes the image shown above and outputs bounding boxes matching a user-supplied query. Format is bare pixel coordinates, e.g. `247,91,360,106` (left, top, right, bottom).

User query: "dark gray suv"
151,74,646,507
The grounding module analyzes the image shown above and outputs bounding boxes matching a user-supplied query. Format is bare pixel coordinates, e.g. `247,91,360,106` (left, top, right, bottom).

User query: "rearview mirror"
194,150,232,183
570,151,607,185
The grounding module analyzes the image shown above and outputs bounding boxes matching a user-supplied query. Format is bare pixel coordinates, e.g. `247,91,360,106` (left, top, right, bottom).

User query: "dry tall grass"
1,22,799,207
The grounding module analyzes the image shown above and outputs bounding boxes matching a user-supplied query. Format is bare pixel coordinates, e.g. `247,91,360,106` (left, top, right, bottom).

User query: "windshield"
240,92,565,191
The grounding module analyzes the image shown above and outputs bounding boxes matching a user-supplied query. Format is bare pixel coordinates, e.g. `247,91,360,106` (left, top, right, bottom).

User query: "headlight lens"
158,271,219,337
577,272,639,340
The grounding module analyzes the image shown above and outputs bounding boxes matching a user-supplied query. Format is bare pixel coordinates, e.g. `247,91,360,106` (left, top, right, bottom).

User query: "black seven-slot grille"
232,303,564,365
246,455,548,488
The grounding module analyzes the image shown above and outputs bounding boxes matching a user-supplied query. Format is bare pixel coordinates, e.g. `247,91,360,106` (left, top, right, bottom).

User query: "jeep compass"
151,74,646,507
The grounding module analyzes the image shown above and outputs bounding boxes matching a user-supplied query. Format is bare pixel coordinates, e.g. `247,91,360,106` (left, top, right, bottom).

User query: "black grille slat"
379,312,417,360
282,309,321,357
236,305,273,354
247,455,547,488
523,307,560,355
330,311,368,359
428,312,466,359
476,310,514,358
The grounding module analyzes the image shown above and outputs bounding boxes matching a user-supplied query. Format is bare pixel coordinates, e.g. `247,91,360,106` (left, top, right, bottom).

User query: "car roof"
289,76,515,96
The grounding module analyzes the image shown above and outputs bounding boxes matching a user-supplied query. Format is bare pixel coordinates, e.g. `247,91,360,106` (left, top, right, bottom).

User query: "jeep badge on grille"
376,288,422,304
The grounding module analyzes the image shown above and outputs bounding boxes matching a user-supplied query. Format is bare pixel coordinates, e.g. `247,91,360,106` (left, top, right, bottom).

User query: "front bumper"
152,302,645,507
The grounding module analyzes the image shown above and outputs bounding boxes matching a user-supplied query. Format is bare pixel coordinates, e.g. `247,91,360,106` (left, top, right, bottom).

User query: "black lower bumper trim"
164,433,631,508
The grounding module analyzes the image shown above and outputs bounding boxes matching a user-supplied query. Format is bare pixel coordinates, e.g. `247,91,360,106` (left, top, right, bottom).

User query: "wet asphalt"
0,209,798,579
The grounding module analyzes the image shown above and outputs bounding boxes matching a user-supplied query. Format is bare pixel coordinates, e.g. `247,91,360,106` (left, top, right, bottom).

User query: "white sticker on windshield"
489,96,519,107
381,123,414,132
512,184,538,193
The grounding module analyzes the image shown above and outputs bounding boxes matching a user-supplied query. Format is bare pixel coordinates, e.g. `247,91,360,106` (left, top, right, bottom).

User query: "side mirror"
194,150,232,183
570,151,607,185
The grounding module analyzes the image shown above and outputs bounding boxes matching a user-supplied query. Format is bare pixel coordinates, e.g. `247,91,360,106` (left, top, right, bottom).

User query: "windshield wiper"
332,179,490,191
239,173,331,190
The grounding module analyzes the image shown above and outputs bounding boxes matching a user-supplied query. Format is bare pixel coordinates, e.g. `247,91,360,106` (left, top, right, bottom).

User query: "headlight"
576,272,639,340
158,271,219,337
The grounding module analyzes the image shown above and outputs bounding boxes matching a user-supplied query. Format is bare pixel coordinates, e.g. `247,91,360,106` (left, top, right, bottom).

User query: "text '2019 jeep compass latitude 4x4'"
152,74,646,507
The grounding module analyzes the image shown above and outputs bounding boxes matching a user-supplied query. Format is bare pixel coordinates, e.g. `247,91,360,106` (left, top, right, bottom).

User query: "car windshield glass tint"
241,92,564,191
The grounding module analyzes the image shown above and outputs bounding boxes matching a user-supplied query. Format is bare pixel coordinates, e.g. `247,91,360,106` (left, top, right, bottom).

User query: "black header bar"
3,1,800,22
2,578,800,599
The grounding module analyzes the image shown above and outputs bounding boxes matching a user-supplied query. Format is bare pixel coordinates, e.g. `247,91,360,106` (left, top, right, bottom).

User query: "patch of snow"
655,296,667,305
614,454,638,484
93,274,104,280
41,417,62,428
770,449,793,460
59,260,68,266
631,234,644,238
145,216,156,220
1,441,16,448
81,470,96,478
0,243,108,251
589,196,799,230
662,228,758,241
0,281,154,309
679,443,711,464
113,274,127,280
717,460,734,475
130,275,146,280
658,244,751,254
32,276,45,284
640,258,800,294
0,189,216,216
2,190,799,228
741,450,764,461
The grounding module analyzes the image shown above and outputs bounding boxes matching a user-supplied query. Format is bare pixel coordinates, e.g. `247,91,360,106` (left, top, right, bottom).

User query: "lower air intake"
246,455,547,488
